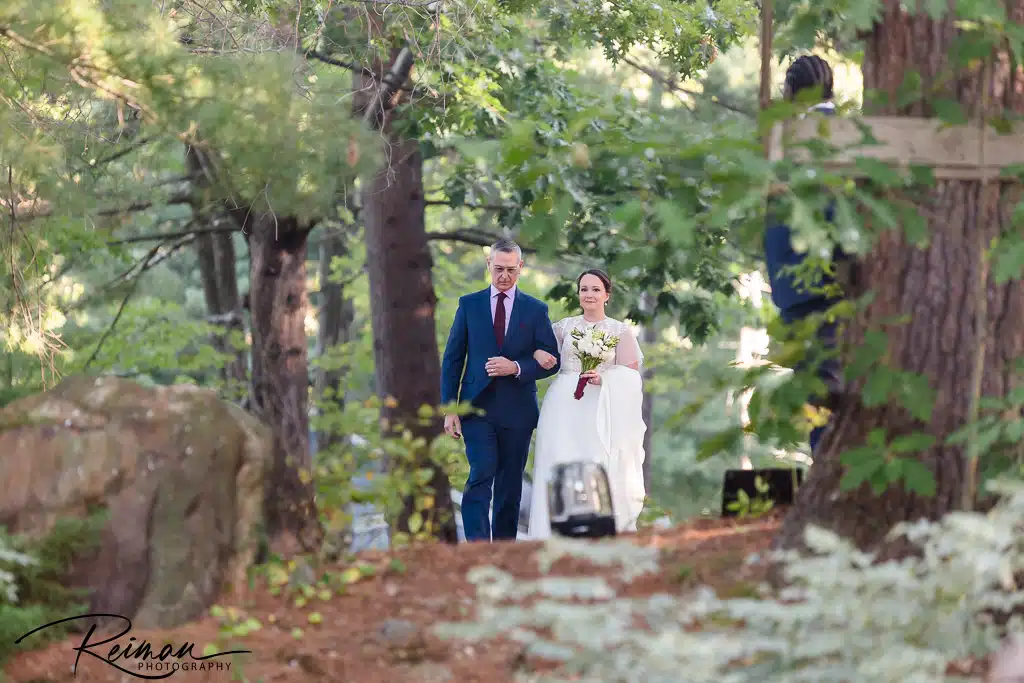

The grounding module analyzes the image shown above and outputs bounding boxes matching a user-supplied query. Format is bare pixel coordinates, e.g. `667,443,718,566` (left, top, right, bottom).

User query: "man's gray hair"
489,237,522,260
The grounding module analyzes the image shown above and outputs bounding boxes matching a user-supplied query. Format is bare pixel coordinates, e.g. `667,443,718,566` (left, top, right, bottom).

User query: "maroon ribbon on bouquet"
573,375,588,400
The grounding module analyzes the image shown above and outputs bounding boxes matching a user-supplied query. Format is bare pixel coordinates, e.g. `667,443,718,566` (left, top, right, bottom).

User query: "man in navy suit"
440,238,561,541
765,54,845,454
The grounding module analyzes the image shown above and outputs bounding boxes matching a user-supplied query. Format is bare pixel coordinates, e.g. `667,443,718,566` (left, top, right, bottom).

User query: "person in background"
764,55,846,455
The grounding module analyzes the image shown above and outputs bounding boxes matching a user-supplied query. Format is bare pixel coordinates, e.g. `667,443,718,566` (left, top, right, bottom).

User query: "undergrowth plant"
724,475,776,518
437,479,1024,682
313,392,472,552
0,511,107,667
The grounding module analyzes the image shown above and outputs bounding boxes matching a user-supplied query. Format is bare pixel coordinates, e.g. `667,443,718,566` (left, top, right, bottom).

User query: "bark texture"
775,0,1024,553
186,145,247,394
246,213,322,551
359,47,458,543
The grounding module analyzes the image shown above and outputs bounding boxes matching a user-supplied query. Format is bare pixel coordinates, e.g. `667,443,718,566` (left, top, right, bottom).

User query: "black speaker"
551,513,617,538
720,467,804,517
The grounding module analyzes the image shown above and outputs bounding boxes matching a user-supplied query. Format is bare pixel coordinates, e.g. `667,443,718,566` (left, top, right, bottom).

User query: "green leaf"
895,373,937,422
852,158,905,186
614,246,657,271
747,389,764,426
833,195,864,254
868,467,893,494
502,121,537,166
839,447,886,491
847,0,883,29
861,369,894,406
856,191,899,231
846,330,888,379
898,204,930,247
1004,419,1024,444
612,199,645,231
867,428,888,448
974,424,1006,456
907,164,937,186
655,201,695,247
788,198,818,247
884,457,904,483
407,511,423,534
992,233,1024,284
899,459,936,496
696,426,744,462
945,424,974,446
889,432,936,454
896,71,924,108
933,99,969,125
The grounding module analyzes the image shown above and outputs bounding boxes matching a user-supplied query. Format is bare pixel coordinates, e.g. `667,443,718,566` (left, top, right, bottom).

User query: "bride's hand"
533,349,557,369
581,371,601,385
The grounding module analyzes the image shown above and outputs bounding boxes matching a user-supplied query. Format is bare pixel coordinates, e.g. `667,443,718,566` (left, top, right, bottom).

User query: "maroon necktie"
494,292,506,347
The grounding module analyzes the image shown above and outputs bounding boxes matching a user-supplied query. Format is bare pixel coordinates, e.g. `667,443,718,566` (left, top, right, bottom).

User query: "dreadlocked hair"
784,55,834,102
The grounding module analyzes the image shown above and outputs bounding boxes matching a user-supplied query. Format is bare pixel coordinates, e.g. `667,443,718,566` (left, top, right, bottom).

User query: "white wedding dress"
528,316,648,539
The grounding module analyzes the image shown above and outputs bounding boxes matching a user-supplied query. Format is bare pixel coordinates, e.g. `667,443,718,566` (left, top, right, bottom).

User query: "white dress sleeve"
614,321,644,368
553,318,567,352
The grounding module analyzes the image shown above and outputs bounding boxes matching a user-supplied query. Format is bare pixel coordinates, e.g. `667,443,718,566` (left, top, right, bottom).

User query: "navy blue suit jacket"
440,288,560,429
764,102,843,322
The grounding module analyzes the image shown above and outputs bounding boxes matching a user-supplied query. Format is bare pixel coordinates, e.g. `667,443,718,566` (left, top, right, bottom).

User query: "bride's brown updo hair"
576,269,612,294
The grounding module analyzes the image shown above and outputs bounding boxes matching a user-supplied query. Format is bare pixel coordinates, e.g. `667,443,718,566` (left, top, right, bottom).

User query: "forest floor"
2,512,988,682
6,513,778,683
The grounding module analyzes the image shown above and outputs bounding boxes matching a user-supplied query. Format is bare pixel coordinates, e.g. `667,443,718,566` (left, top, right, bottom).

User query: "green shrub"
0,511,107,666
438,480,1024,682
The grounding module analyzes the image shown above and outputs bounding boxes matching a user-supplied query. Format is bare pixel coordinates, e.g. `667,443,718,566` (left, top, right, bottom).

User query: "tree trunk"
186,144,247,395
639,77,662,496
212,223,247,389
774,0,1024,553
641,354,655,492
314,221,357,452
638,293,657,494
359,49,458,543
246,214,323,552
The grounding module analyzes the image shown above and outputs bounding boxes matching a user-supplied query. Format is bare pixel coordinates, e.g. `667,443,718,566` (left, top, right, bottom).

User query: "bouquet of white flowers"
569,326,619,399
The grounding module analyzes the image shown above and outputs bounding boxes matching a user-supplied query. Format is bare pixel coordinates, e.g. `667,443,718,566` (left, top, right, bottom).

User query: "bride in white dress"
527,269,648,538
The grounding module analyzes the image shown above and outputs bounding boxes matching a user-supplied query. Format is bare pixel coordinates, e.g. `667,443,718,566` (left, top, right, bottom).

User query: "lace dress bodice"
553,316,644,375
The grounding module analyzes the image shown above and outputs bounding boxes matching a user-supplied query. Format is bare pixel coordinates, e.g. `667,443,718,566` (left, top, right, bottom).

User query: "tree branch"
303,48,450,98
621,56,754,118
304,49,375,79
424,199,510,211
427,230,538,254
2,191,192,222
108,223,237,245
84,135,159,171
82,236,193,369
362,46,415,127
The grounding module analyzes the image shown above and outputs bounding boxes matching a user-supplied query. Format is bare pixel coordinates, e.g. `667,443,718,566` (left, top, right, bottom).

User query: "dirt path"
5,515,779,683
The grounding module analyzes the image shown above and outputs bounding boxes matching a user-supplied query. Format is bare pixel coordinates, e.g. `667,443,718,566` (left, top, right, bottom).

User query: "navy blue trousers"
460,415,533,541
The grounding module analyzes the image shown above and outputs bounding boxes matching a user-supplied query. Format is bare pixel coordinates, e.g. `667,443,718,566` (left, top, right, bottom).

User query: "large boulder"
0,375,271,629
